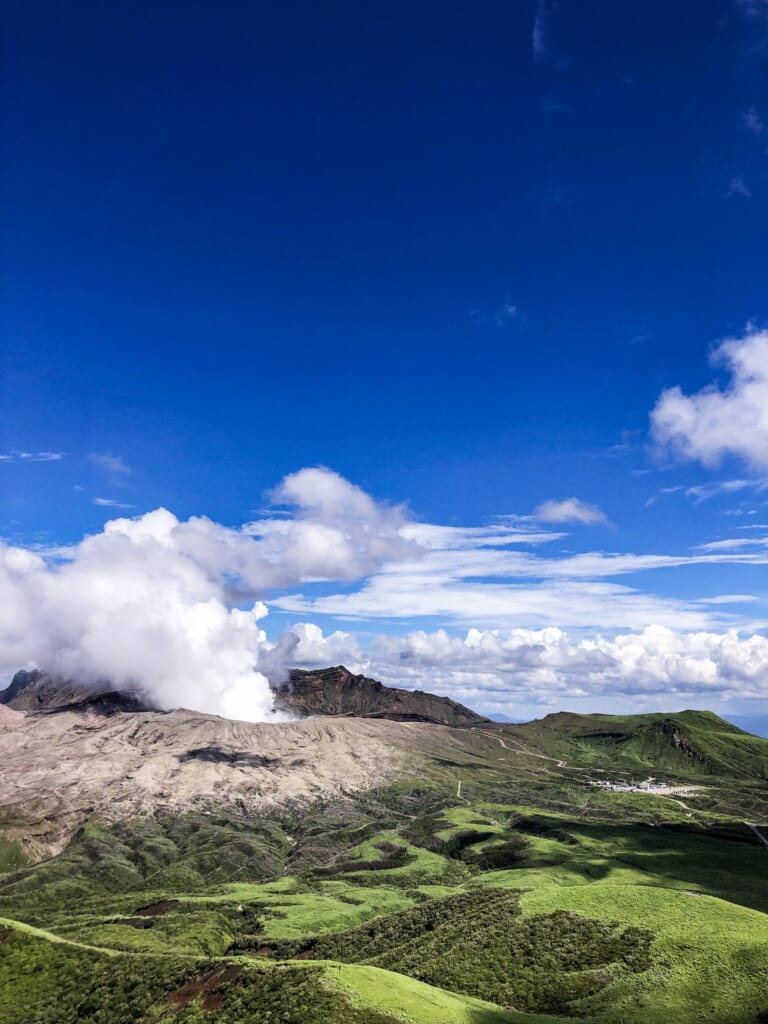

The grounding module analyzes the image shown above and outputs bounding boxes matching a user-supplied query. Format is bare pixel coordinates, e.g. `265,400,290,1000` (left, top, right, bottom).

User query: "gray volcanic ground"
0,706,438,857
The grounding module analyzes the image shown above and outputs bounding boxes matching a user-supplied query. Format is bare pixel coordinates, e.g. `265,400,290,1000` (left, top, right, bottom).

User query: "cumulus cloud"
0,468,417,721
651,327,768,471
291,623,768,708
289,622,365,674
4,461,768,721
535,497,608,525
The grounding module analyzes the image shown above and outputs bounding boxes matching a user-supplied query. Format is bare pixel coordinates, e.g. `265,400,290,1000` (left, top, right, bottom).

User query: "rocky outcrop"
1,669,152,716
275,665,488,727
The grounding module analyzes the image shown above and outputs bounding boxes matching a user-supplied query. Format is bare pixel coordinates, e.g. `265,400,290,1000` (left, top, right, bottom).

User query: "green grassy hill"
503,709,768,779
2,703,768,1023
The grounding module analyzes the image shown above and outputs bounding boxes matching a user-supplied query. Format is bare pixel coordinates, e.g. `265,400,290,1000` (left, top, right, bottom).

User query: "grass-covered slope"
0,923,570,1024
2,767,767,1024
2,702,768,1024
503,709,768,779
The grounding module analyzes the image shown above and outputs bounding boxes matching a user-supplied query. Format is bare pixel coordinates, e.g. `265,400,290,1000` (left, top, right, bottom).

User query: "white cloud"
685,478,767,503
697,534,768,552
273,515,768,633
4,462,768,721
0,451,64,463
290,623,768,707
535,497,608,525
290,622,365,674
89,453,131,476
94,498,134,509
651,327,768,471
275,576,756,634
400,522,564,549
0,468,417,721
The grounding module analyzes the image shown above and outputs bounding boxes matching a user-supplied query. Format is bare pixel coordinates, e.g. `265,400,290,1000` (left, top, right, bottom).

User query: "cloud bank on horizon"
3,326,768,726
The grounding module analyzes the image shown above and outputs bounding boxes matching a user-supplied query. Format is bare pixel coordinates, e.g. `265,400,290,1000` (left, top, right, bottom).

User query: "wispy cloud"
532,0,557,62
93,498,134,509
735,0,768,18
89,452,131,476
0,451,64,463
727,174,752,198
697,534,768,552
743,106,766,138
685,478,768,503
471,301,523,327
274,521,768,634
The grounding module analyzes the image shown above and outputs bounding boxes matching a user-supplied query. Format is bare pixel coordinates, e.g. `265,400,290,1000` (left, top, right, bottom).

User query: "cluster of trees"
163,965,398,1024
0,930,400,1024
313,841,415,877
259,887,653,1015
0,929,191,1024
402,818,531,870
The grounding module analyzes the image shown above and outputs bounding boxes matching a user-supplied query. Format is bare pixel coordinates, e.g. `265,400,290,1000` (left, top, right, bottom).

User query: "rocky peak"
276,665,488,727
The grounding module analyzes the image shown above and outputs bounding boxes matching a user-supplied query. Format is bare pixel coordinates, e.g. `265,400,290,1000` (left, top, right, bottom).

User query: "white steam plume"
0,468,416,721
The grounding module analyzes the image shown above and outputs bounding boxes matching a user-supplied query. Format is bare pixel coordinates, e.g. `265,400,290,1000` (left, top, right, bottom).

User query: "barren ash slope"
0,666,488,857
2,668,768,1024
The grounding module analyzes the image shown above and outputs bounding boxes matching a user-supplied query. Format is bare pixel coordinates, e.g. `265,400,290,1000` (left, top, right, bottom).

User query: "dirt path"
477,730,568,767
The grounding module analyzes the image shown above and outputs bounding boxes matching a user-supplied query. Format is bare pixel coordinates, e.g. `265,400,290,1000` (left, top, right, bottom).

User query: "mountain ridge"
277,665,489,726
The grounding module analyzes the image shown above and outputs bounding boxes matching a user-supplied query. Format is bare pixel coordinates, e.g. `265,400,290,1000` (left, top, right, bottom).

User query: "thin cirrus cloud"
651,326,768,471
94,498,134,509
273,522,768,634
644,478,768,510
726,175,752,198
735,0,768,18
89,453,131,476
743,106,766,138
532,0,557,62
0,451,64,463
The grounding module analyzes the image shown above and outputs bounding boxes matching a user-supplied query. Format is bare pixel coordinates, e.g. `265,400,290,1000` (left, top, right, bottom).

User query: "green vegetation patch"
257,886,653,1015
0,926,402,1024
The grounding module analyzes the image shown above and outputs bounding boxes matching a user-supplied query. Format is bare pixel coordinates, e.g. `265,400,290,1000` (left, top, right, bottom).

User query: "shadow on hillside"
177,747,280,768
521,816,768,914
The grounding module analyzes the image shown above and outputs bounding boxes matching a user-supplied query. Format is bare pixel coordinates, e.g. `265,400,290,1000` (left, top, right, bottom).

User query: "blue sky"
2,0,768,721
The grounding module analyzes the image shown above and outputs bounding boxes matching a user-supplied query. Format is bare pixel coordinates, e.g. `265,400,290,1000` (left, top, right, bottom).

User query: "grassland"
1,710,767,1023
